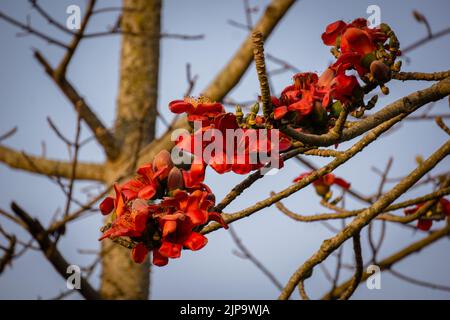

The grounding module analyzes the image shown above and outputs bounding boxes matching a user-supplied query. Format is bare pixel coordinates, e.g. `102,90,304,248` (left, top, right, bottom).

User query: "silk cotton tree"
0,0,450,300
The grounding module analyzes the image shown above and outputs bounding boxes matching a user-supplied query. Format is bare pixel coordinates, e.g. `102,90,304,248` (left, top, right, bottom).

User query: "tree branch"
322,222,450,299
0,144,105,181
10,202,101,300
33,50,119,160
278,139,450,299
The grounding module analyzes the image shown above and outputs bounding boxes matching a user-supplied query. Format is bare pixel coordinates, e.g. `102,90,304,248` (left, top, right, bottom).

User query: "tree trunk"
100,0,161,300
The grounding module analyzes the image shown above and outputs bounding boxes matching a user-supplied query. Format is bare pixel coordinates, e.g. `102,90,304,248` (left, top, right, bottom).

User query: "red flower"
99,197,152,241
169,97,225,123
99,184,126,216
404,198,450,231
294,172,350,198
121,164,163,201
152,189,228,266
404,203,431,231
294,172,350,189
440,198,450,216
321,20,347,46
274,105,288,120
132,243,149,264
332,74,360,103
340,27,376,56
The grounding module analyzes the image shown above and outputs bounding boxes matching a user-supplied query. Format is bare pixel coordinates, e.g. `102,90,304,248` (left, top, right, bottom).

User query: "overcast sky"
0,0,449,299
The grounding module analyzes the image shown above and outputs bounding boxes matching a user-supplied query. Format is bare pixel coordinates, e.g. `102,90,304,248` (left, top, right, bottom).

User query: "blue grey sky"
0,0,449,299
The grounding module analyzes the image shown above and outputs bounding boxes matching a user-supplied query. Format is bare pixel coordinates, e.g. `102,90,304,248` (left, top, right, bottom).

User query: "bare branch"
0,11,69,48
338,233,363,300
252,31,272,118
322,222,450,299
229,226,283,290
33,50,119,159
279,139,450,299
10,202,101,300
0,144,105,181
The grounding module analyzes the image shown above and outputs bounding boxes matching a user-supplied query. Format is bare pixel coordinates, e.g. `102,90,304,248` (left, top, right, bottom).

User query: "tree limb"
278,139,450,299
0,144,105,181
10,202,101,300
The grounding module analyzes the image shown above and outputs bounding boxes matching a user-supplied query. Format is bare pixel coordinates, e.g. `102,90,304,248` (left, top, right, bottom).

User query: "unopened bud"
167,167,184,191
250,102,260,114
206,192,216,204
370,60,391,83
153,150,174,179
314,184,330,198
99,197,114,215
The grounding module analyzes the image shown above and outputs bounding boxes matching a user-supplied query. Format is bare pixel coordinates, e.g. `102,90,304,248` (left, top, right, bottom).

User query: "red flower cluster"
272,70,360,125
99,150,227,266
322,18,400,83
404,198,450,231
294,172,351,199
172,98,292,176
273,18,400,129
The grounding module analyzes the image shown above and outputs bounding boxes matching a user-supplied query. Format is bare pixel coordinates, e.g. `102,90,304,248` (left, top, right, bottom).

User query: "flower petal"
152,249,169,266
169,100,194,114
183,232,208,251
131,243,148,264
158,241,182,259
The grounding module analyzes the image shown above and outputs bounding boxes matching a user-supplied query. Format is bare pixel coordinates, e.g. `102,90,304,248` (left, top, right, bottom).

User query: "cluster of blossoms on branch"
169,18,402,181
273,18,401,129
404,198,450,231
99,18,443,266
99,150,227,266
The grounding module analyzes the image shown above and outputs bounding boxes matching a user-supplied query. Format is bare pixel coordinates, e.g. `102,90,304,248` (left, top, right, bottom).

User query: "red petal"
288,96,313,116
341,27,375,55
187,209,208,226
132,211,149,233
131,243,148,264
162,220,177,237
293,172,311,183
183,232,208,251
113,184,126,217
417,219,432,231
404,206,418,216
208,212,228,229
158,241,182,259
271,96,281,107
138,184,156,200
334,177,351,189
169,100,194,114
195,102,224,115
274,106,288,120
152,249,169,266
321,20,347,46
440,198,450,216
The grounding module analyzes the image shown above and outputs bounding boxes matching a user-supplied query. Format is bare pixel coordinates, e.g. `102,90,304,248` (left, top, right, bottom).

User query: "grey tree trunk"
100,0,161,300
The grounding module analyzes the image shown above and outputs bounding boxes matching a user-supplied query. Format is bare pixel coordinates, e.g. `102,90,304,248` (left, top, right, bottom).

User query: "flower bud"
152,150,174,179
370,60,391,83
314,184,331,199
250,102,260,114
206,192,216,205
167,167,184,191
99,196,114,215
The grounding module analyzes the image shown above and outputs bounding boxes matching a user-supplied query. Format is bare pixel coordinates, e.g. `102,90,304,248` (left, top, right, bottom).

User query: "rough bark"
100,0,161,300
